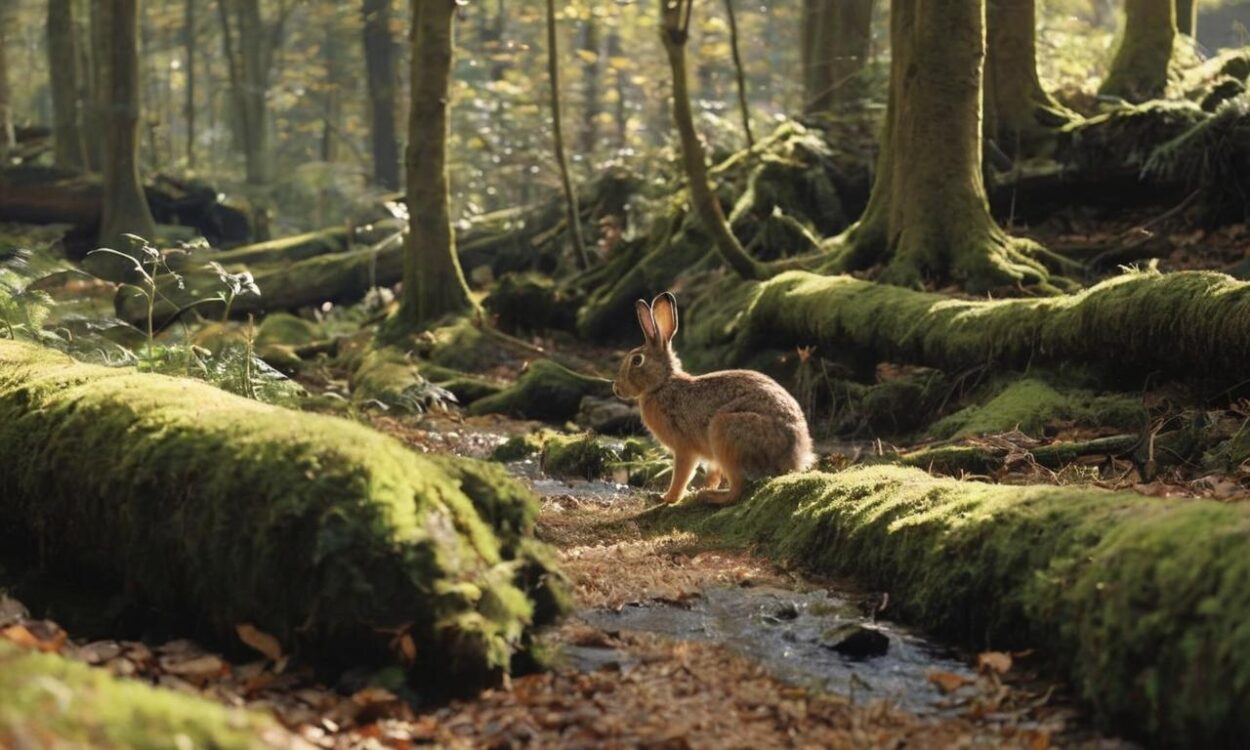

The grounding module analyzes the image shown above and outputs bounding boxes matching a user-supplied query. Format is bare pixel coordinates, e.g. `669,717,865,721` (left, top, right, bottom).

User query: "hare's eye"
630,353,645,368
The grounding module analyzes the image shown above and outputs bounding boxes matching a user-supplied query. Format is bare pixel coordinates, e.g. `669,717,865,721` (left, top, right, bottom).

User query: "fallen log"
0,340,569,693
650,465,1250,745
0,167,251,249
468,359,614,422
0,642,281,748
697,269,1250,383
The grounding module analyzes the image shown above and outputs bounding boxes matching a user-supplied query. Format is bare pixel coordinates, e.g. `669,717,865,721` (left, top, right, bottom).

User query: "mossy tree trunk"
546,0,591,270
660,0,766,281
183,0,196,169
363,0,401,190
578,17,601,154
48,0,87,170
985,0,1076,155
1176,0,1197,37
96,0,158,252
831,0,1048,292
216,0,287,187
393,0,474,331
1098,0,1177,102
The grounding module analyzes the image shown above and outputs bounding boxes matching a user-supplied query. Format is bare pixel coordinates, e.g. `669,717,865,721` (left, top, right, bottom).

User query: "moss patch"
0,643,279,749
541,433,620,480
0,340,567,695
927,378,1143,439
469,360,613,423
649,466,1250,745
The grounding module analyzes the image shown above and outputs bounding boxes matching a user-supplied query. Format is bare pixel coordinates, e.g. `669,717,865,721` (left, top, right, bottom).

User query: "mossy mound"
492,432,550,462
928,378,1143,439
0,642,281,749
0,340,568,695
650,466,1250,745
351,345,450,413
469,360,614,423
254,312,323,348
541,433,620,480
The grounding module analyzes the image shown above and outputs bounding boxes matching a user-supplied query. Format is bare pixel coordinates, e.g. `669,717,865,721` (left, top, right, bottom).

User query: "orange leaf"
977,651,1012,675
927,671,972,694
236,623,283,662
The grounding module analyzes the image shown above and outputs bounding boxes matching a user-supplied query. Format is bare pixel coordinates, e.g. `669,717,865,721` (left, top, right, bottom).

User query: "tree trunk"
184,0,196,168
1098,0,1176,102
217,0,279,186
985,0,1075,155
1176,0,1197,36
0,0,14,165
393,0,474,330
48,0,87,169
660,0,765,280
802,0,873,114
546,0,590,269
321,12,343,164
831,0,1047,291
609,28,628,147
723,0,754,147
363,0,401,190
578,18,600,154
97,0,158,252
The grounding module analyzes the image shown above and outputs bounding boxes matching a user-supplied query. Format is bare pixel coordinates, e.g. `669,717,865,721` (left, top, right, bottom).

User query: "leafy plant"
207,261,260,322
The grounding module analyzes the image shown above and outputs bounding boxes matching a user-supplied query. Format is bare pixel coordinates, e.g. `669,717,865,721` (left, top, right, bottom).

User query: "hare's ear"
635,299,659,344
651,292,678,345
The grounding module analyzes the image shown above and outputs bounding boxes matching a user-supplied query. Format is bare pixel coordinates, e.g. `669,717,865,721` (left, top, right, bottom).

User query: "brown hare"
613,292,813,505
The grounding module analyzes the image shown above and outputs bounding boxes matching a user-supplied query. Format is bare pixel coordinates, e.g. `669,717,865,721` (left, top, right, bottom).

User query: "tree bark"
660,0,765,280
831,0,1047,291
48,0,87,169
97,0,158,252
1176,0,1198,37
0,0,14,165
723,0,754,147
1098,0,1177,102
546,0,591,269
393,0,474,330
363,0,401,190
985,0,1075,155
578,17,600,154
802,0,873,114
184,0,196,168
321,10,344,164
216,0,284,186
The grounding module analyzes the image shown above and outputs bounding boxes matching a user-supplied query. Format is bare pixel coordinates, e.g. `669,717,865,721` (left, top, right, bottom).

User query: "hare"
612,292,813,505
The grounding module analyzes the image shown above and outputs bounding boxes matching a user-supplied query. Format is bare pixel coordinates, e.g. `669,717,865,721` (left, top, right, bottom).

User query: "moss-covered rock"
541,433,620,480
650,466,1250,745
483,273,577,335
927,378,1143,439
491,432,549,462
469,360,614,423
0,642,281,749
0,340,567,695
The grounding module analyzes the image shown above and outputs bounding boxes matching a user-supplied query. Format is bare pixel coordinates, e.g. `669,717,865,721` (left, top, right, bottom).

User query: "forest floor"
2,405,1136,749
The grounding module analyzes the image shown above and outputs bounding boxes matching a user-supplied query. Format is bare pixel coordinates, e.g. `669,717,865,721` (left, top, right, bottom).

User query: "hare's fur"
613,293,813,505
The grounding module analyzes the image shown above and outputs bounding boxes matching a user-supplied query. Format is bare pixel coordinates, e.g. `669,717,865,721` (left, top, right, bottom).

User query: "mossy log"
468,360,614,422
651,465,1250,745
707,269,1250,383
0,642,281,749
0,340,568,694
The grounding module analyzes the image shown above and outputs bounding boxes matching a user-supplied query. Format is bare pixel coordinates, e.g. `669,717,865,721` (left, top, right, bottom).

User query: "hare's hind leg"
702,462,723,490
697,412,766,506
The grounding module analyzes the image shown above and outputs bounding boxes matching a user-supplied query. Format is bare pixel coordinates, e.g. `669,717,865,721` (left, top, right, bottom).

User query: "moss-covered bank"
650,466,1250,746
702,269,1250,383
0,340,569,694
0,642,280,749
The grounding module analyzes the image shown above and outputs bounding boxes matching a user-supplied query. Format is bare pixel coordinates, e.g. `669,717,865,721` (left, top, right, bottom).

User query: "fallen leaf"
927,671,973,694
237,623,284,661
977,651,1012,675
2,622,66,653
161,654,226,678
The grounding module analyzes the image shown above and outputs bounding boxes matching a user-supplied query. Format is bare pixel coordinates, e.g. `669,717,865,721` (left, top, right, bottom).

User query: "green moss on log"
0,340,567,694
928,378,1143,439
0,643,280,749
649,465,1250,745
469,360,613,422
707,269,1250,383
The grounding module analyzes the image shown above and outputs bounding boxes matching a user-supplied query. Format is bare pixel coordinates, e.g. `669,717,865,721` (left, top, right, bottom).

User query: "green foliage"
1145,96,1250,224
649,466,1250,745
